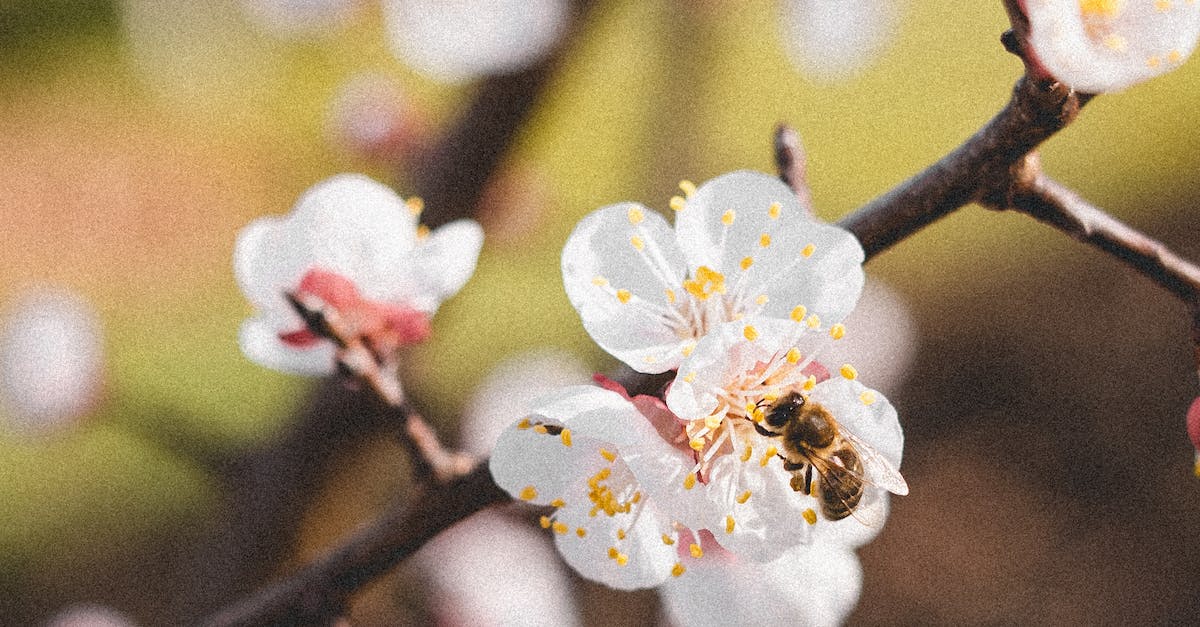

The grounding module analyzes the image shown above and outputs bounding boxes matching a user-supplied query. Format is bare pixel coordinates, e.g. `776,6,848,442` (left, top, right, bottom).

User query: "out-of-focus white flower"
779,0,904,83
659,543,862,627
1022,0,1200,93
326,73,426,163
832,280,917,396
381,0,569,84
0,287,104,437
461,349,592,458
239,0,359,38
233,174,483,376
413,509,582,627
562,170,864,375
45,604,137,627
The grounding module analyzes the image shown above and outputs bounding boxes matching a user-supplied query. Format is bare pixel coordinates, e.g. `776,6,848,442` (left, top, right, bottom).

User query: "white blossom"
1022,0,1200,92
239,0,358,37
562,170,864,375
233,173,482,376
382,0,569,84
779,0,904,83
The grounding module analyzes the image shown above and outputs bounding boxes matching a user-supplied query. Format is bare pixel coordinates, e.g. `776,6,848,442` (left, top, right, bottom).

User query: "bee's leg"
782,459,805,471
803,464,814,495
752,422,775,438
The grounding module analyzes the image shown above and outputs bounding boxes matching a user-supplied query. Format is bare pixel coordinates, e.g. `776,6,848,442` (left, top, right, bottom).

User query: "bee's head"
765,392,805,428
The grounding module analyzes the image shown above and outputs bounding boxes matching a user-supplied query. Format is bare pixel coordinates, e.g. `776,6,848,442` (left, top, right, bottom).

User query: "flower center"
681,265,727,301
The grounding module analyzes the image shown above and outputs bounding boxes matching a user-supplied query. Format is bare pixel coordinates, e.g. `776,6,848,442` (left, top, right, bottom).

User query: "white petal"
232,214,297,312
562,203,691,373
0,288,104,435
779,0,903,83
405,219,484,312
382,0,568,84
551,493,679,590
1024,0,1200,92
460,349,592,458
831,279,917,396
660,543,862,627
413,509,582,626
808,376,903,468
674,170,865,326
238,316,336,376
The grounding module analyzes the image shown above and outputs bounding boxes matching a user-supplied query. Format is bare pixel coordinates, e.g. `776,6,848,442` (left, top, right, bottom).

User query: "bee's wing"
805,455,889,528
838,429,909,496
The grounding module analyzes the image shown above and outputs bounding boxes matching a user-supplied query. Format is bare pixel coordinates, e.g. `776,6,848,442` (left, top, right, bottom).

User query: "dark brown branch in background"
773,124,812,214
200,465,507,627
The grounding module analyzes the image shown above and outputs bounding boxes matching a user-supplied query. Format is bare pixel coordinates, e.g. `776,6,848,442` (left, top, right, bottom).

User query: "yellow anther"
683,371,697,383
669,196,687,212
790,305,807,322
759,233,771,248
743,325,759,341
416,224,431,240
552,521,569,534
665,288,676,303
533,424,549,435
599,448,616,462
607,547,619,559
1079,0,1120,17
539,515,551,528
627,207,645,225
860,391,877,406
517,418,532,430
752,407,765,423
744,402,758,416
550,498,566,508
679,180,697,197
1157,0,1172,10
519,485,538,501
405,197,425,215
840,363,859,380
736,490,752,504
682,342,696,357
671,562,686,577
643,355,658,364
616,289,632,304
596,467,612,481
740,256,754,271
721,209,736,226
806,314,821,329
786,348,802,365
631,491,642,504
725,515,735,533
704,414,722,429
830,323,846,340
689,438,705,452
576,527,587,537
801,243,816,257
760,446,778,467
662,534,676,546
630,236,645,250
617,528,627,540
1168,49,1183,63
1148,55,1163,68
689,543,704,558
802,509,818,525
592,275,609,287
768,201,781,219
755,294,769,306
683,266,726,300
560,428,573,447
615,553,629,566
683,473,697,490
802,375,817,391
740,445,753,462
1102,33,1127,52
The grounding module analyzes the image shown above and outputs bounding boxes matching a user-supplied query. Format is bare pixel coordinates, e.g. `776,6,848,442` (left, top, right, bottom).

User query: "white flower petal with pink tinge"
563,170,864,374
779,0,903,83
1023,0,1200,93
233,173,482,375
660,543,862,627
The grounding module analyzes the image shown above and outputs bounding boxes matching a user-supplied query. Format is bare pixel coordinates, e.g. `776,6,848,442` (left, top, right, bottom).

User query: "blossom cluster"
489,171,908,623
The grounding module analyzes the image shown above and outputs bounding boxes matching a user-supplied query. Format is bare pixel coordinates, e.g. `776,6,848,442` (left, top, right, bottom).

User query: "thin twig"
773,124,812,214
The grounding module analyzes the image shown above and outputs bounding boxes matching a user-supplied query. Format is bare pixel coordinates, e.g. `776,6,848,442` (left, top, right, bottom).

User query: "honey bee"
754,391,908,522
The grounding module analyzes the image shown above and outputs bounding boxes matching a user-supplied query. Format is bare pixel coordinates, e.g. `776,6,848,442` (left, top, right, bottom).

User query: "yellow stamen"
755,294,769,305
840,364,859,380
533,424,548,435
786,348,802,365
806,314,821,329
607,547,619,559
830,323,846,340
689,543,704,558
617,528,627,540
519,485,538,501
682,266,726,300
662,534,675,546
704,414,722,429
759,233,771,248
560,429,573,447
1079,0,1120,18
599,448,616,462
740,256,754,271
802,375,817,391
552,521,569,534
1168,49,1183,63
416,224,431,240
616,289,632,304
550,498,566,508
1102,34,1127,52
760,446,778,467
592,275,608,287
725,515,735,533
681,342,696,357
539,516,551,528
665,288,676,303
615,553,629,566
740,445,753,462
683,473,697,490
801,243,816,257
679,180,697,198
405,197,424,216
627,207,645,225
683,371,697,383
630,236,645,250
576,527,587,537
790,305,807,322
743,325,759,341
768,201,781,219
671,562,686,577
736,490,752,504
669,196,687,212
1148,55,1163,68
802,509,818,525
860,391,877,405
1156,0,1172,10
517,418,532,430
721,209,736,225
689,438,705,452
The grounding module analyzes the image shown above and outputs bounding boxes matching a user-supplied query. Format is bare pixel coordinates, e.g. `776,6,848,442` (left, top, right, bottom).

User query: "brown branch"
773,124,813,215
198,464,508,627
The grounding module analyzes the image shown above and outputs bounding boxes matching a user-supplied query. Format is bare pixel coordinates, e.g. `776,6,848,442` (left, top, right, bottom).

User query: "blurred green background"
2,0,1200,624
